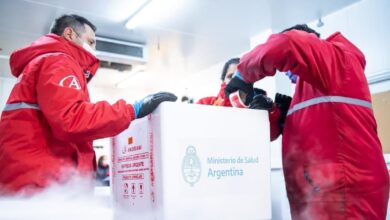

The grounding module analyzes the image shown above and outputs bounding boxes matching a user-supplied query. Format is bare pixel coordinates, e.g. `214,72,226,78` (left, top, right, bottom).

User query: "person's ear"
62,27,76,41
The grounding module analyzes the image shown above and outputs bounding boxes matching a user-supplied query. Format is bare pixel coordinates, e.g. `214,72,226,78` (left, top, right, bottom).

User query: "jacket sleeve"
196,96,217,105
238,30,340,93
36,55,135,142
269,105,282,141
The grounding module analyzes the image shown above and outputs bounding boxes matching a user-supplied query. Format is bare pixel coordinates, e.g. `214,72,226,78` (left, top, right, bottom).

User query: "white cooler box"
111,102,271,220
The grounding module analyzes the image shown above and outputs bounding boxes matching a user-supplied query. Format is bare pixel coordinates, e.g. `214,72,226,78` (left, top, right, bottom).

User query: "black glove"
248,94,273,111
225,77,254,105
133,92,177,118
274,93,292,130
253,88,267,96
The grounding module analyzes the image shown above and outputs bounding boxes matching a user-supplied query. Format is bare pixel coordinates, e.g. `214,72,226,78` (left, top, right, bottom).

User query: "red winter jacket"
197,82,282,141
238,30,389,219
196,82,232,106
0,34,135,195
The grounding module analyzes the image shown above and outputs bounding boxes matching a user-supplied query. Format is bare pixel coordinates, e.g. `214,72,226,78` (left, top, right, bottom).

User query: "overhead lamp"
125,0,153,30
316,17,324,28
0,54,10,60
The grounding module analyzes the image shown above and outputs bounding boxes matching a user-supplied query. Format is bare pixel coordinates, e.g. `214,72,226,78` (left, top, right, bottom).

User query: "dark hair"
98,155,107,166
181,96,189,102
50,14,96,36
221,58,240,81
281,24,320,38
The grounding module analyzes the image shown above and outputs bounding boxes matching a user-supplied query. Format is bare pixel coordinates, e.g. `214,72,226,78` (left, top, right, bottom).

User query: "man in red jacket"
225,24,389,219
0,14,176,196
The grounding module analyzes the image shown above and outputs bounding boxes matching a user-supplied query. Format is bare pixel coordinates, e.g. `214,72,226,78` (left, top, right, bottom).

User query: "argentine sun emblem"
182,146,201,186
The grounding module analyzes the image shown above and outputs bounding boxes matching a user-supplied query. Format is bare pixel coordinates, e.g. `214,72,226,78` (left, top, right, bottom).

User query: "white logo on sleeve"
59,75,81,90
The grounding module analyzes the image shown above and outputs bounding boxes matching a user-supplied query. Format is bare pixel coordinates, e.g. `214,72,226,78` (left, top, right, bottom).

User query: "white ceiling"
0,0,360,84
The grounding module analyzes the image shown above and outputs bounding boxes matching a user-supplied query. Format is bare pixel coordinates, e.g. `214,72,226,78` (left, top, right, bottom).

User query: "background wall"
306,0,390,77
372,91,390,153
0,77,15,110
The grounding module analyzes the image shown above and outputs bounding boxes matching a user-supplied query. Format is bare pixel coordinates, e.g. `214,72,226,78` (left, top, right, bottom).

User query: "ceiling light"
317,18,324,28
0,54,10,60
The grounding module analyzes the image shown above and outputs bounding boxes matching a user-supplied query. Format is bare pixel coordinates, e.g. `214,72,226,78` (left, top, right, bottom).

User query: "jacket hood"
326,32,366,69
10,34,100,79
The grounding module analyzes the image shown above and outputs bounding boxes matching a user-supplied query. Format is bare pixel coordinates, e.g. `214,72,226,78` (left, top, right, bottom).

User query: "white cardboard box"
111,102,271,220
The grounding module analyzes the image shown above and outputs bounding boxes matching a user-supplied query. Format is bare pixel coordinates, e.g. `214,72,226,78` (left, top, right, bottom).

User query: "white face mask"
82,42,96,57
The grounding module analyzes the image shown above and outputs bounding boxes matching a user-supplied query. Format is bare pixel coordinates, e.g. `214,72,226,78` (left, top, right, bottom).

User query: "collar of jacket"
9,34,100,82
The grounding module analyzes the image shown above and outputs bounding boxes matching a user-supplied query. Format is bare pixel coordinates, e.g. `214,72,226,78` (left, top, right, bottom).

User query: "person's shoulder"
25,52,78,79
326,32,365,66
36,51,76,66
281,29,320,42
197,96,217,105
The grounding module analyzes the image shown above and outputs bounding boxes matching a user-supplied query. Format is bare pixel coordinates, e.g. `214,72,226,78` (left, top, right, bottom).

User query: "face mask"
73,29,96,57
82,42,96,57
285,70,298,84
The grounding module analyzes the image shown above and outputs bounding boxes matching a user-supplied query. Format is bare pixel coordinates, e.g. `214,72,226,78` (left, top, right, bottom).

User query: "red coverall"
0,34,135,195
238,30,389,219
197,82,282,141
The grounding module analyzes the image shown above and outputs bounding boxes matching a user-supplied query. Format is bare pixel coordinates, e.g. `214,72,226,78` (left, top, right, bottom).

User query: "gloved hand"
224,71,254,105
274,93,292,130
248,94,274,111
285,71,298,84
133,92,177,118
253,88,267,96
